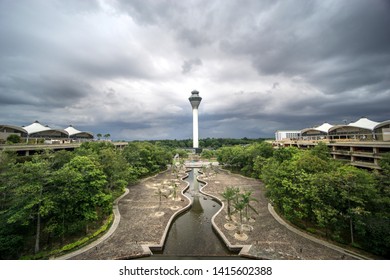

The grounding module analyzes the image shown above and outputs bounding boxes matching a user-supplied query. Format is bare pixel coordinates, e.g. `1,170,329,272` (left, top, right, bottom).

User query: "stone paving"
63,165,370,260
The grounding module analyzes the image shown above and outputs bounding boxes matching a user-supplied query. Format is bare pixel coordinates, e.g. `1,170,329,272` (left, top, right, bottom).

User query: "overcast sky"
1,0,389,140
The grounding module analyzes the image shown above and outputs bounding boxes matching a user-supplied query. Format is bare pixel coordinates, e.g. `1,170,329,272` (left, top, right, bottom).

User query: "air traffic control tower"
189,90,202,153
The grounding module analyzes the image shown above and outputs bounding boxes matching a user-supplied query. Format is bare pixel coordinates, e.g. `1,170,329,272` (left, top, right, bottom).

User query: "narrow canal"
150,168,238,258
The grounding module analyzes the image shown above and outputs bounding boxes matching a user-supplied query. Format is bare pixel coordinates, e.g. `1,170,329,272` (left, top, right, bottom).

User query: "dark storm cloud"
68,53,155,80
0,0,94,109
1,0,389,140
117,0,390,95
86,120,152,138
221,0,390,95
182,58,202,74
111,0,177,25
0,74,92,107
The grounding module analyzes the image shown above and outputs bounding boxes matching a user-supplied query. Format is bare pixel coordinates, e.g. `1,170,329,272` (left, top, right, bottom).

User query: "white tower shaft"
192,108,199,148
188,90,202,150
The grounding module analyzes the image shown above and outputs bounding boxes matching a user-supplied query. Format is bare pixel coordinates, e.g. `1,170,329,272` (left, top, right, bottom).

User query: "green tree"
123,142,171,176
221,186,239,220
296,151,330,174
77,141,135,190
217,142,273,177
252,156,267,179
240,190,259,220
171,183,179,200
0,151,24,258
378,153,390,191
77,141,115,155
336,165,377,245
0,142,178,258
0,151,17,210
368,153,390,255
233,199,246,234
155,187,170,210
273,147,297,163
6,134,21,144
54,156,110,234
201,149,215,159
98,148,129,193
310,142,331,161
311,172,342,238
48,150,75,171
6,156,52,254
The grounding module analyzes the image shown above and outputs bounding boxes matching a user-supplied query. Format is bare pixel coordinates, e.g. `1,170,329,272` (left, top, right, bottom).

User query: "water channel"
149,168,239,259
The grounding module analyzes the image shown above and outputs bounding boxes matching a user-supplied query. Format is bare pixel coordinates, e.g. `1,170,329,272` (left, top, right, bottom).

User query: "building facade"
275,130,301,141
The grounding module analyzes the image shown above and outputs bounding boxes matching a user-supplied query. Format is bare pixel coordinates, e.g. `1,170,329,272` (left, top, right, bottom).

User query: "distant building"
275,130,301,141
274,117,390,170
0,125,27,141
274,117,390,142
23,121,68,141
328,117,379,140
374,120,390,141
0,121,93,143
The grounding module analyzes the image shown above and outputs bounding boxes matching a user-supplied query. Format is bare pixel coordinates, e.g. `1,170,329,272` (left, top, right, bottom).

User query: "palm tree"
241,190,259,221
96,133,102,140
155,187,170,210
221,186,239,220
201,165,206,174
233,199,246,234
171,183,179,200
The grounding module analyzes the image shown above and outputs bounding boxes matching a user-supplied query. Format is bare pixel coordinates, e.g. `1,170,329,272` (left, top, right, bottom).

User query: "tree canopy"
217,142,390,257
0,141,173,259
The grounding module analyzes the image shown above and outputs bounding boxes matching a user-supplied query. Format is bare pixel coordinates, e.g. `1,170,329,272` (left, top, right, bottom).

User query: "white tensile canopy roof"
23,121,68,137
64,125,83,136
64,125,93,138
329,117,379,133
301,122,333,134
348,117,379,130
313,122,333,133
23,121,53,135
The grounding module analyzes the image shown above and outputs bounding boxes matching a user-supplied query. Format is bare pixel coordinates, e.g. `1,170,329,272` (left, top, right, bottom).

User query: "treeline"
217,142,390,257
141,137,268,149
0,141,172,259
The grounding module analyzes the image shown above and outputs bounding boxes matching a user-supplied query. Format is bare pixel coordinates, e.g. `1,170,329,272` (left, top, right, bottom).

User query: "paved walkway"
58,166,372,260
